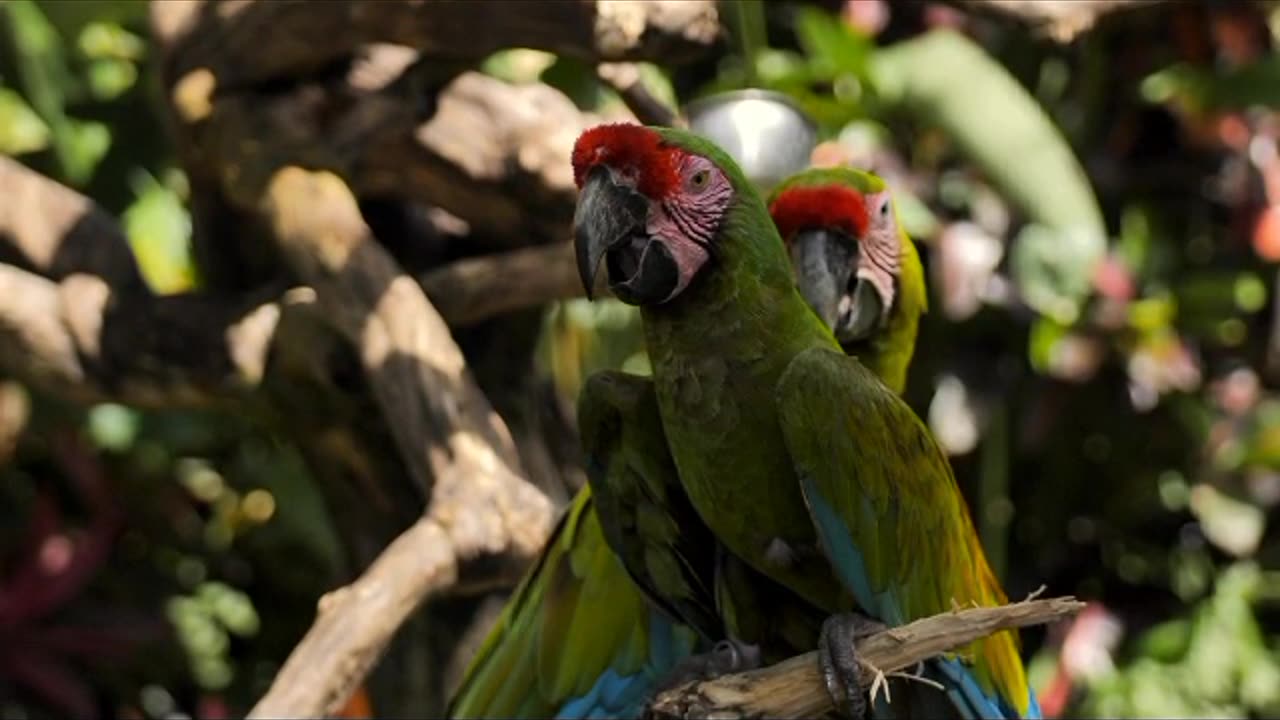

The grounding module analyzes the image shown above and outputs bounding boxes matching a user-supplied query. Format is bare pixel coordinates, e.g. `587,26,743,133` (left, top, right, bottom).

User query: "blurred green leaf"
3,0,112,184
794,6,871,81
76,20,143,61
1085,563,1279,717
1189,484,1265,557
85,57,137,100
87,402,140,452
540,56,608,111
1128,294,1178,334
122,169,199,294
873,30,1106,244
198,581,261,638
0,86,51,154
1136,618,1192,663
636,63,677,110
1178,273,1265,333
481,48,556,85
724,0,768,86
38,0,149,41
1010,223,1105,324
1143,57,1280,111
1117,205,1152,278
1028,316,1069,374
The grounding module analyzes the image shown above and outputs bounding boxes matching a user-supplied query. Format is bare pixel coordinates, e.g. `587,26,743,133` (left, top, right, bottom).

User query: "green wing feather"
577,371,722,641
448,489,665,718
775,346,1032,717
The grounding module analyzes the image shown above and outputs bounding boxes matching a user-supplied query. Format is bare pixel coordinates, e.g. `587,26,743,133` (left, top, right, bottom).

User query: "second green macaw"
448,165,931,718
570,123,1040,719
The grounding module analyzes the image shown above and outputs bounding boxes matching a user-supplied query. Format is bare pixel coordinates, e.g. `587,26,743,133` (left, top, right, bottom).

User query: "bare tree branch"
647,597,1086,720
0,156,144,291
249,167,554,717
420,242,603,328
951,0,1164,42
598,62,683,128
0,157,588,405
153,0,719,91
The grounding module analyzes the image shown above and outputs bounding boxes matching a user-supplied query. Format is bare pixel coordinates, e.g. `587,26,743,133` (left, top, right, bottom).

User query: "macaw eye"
878,199,890,218
689,169,710,190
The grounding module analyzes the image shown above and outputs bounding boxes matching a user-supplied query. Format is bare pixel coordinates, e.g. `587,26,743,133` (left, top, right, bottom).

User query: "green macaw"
448,165,931,719
570,123,1040,719
583,165,931,671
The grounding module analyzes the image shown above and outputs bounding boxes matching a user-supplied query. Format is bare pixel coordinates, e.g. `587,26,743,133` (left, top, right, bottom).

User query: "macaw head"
767,167,908,347
571,123,757,307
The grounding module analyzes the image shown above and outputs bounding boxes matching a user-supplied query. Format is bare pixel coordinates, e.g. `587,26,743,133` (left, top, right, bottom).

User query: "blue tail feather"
555,610,699,719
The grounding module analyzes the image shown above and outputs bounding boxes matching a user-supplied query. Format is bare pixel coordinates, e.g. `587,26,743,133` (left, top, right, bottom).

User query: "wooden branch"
348,71,594,242
181,65,609,257
0,381,27,465
0,154,560,717
0,156,144,292
598,62,682,128
0,157,590,407
0,262,312,409
250,167,554,717
153,3,682,296
647,597,1086,720
155,0,719,90
247,517,455,718
420,242,603,327
951,0,1164,42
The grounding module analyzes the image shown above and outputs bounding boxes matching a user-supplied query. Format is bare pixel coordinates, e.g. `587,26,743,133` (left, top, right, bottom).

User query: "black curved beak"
574,165,649,300
573,165,680,306
790,229,885,344
790,229,855,331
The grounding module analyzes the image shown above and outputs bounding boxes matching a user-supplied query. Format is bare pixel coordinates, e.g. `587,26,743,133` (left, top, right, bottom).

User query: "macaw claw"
819,612,889,720
649,637,763,696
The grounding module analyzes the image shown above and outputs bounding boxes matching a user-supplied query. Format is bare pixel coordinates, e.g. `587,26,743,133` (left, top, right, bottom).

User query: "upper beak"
790,229,855,331
573,165,649,300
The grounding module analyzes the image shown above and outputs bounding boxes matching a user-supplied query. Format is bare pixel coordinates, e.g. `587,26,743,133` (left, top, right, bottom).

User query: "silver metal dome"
684,89,818,192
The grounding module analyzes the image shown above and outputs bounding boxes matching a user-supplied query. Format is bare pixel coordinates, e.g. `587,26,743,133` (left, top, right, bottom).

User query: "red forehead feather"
572,123,679,199
768,185,869,242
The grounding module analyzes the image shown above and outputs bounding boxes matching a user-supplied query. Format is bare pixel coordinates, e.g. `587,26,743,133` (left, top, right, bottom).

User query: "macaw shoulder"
775,345,901,414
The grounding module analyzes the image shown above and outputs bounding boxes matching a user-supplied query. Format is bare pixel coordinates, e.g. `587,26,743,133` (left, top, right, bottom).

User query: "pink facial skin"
855,190,900,321
646,154,734,302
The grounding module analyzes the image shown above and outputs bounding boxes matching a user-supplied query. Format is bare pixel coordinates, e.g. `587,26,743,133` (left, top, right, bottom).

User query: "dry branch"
954,0,1163,42
0,156,144,291
420,242,603,327
249,167,554,717
598,62,682,128
153,3,708,288
156,0,719,91
0,150,560,719
647,597,1085,720
0,157,588,406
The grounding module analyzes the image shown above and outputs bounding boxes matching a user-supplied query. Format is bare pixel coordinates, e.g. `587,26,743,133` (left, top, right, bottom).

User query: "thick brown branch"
647,597,1085,720
156,0,719,91
186,67,607,255
420,242,603,328
349,71,594,243
247,517,456,718
251,167,553,717
0,256,325,410
0,159,587,406
950,0,1163,42
0,156,144,292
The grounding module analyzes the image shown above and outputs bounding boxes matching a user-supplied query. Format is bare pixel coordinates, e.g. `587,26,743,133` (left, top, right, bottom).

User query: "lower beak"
573,166,648,300
790,229,854,332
